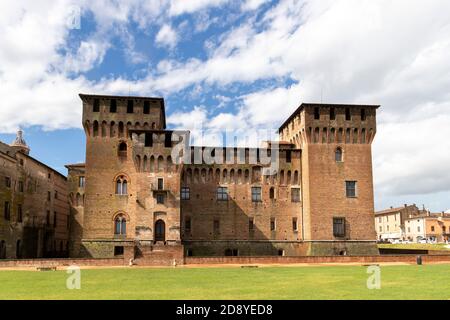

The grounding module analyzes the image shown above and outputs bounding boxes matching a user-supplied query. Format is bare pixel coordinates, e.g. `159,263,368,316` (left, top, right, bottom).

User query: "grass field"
378,244,450,251
1,264,450,300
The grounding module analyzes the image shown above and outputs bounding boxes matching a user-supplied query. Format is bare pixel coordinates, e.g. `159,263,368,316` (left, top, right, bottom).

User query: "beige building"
375,205,450,243
0,131,70,259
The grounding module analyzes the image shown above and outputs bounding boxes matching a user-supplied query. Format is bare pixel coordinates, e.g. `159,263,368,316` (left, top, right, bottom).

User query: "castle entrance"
155,220,166,242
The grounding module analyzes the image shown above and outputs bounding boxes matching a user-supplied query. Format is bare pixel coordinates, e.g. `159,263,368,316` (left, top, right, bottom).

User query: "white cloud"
241,0,267,11
155,24,179,49
168,0,229,16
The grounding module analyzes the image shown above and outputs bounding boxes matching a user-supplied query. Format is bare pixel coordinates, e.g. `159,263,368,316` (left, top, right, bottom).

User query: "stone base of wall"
308,241,380,256
184,240,379,257
0,258,124,269
80,239,134,258
134,244,184,266
185,254,450,265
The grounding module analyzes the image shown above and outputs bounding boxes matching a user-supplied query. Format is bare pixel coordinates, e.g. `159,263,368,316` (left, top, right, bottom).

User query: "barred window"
251,187,262,202
291,188,301,202
181,187,190,200
346,181,357,198
217,187,228,201
333,218,345,237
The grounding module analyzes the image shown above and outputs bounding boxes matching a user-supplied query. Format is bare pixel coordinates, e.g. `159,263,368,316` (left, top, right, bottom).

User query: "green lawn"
378,243,450,251
1,264,450,300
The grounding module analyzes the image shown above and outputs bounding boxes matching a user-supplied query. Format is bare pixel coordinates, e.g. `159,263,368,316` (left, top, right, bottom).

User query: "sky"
0,0,450,212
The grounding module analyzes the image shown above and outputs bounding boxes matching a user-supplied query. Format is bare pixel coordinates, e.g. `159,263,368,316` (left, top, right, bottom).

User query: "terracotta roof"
375,207,405,215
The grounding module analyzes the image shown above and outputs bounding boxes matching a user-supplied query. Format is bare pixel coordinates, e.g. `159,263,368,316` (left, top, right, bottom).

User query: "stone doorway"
155,220,166,242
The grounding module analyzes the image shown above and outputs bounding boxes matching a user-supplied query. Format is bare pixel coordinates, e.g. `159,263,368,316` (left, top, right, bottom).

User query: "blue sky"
1,0,450,212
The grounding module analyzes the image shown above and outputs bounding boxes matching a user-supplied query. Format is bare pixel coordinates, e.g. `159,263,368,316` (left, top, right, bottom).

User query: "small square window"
156,194,164,204
217,187,228,201
291,188,301,202
333,217,345,237
181,187,190,200
114,246,124,256
251,187,262,202
345,181,357,198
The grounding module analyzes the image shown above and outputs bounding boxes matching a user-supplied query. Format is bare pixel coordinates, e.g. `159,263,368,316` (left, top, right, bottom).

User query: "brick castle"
1,93,380,260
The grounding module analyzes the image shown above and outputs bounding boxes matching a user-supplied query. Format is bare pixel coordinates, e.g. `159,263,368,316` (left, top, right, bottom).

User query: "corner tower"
79,93,183,260
279,103,379,255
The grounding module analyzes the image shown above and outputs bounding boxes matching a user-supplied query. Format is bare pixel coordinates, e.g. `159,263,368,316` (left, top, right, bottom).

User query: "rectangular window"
314,107,320,120
345,108,351,121
4,202,10,220
213,219,220,235
127,100,134,113
417,226,421,232
286,150,292,163
110,99,117,113
251,187,262,202
330,107,336,120
291,188,301,202
143,101,150,114
157,178,164,190
93,99,100,112
379,226,382,232
270,218,276,231
293,217,298,232
156,194,164,204
46,210,50,226
145,132,153,147
114,246,124,256
47,191,51,201
54,212,57,227
345,181,357,198
185,217,191,233
181,187,190,200
333,217,345,237
249,218,254,232
18,181,24,192
361,108,366,121
54,191,58,200
431,226,435,232
17,204,23,223
217,187,228,201
79,176,85,188
5,177,11,188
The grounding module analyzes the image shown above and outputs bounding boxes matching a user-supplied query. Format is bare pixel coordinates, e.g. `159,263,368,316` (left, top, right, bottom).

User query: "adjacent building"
68,94,380,258
375,205,450,243
0,131,70,259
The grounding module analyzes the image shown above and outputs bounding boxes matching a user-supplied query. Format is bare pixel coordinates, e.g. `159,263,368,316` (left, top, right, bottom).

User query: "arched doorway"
155,220,166,242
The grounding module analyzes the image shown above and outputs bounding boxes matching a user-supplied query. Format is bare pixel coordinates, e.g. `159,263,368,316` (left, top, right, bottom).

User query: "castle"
1,93,380,260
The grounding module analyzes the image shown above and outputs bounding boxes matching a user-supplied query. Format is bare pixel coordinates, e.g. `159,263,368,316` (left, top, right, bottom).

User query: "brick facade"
69,94,380,259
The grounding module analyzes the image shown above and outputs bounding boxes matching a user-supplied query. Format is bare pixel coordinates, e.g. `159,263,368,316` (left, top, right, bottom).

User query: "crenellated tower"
279,103,379,255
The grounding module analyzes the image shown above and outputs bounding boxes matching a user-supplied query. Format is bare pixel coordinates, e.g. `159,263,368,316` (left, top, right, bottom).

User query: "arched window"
335,148,343,162
116,176,128,195
93,121,99,137
101,121,107,137
118,142,127,157
110,121,115,137
114,214,127,235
